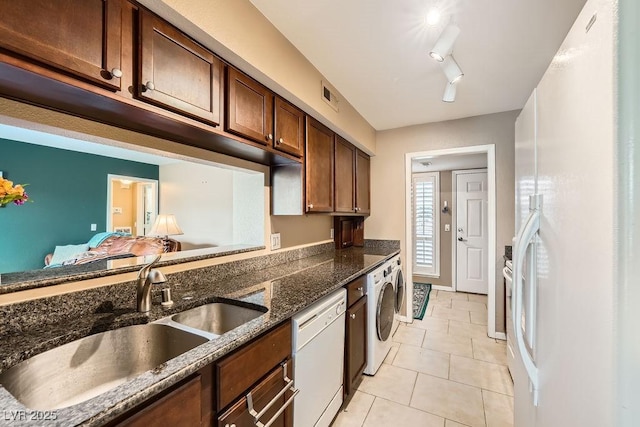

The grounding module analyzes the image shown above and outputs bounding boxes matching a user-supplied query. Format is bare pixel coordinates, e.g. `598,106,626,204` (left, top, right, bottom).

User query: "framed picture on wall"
114,226,132,234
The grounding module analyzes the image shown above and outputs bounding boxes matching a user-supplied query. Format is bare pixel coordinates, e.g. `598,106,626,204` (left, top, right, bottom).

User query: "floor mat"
413,283,432,320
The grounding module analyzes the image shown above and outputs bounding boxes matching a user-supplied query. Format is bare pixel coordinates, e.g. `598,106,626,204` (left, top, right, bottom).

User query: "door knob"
458,227,463,232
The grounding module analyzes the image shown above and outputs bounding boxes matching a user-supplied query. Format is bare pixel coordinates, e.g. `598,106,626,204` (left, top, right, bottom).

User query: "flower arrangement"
0,177,29,207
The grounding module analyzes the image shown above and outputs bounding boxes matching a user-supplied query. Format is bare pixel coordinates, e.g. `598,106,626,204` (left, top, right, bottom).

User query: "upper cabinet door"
0,0,123,90
355,150,370,215
274,97,304,157
334,136,356,213
138,10,222,126
306,117,334,213
226,67,274,145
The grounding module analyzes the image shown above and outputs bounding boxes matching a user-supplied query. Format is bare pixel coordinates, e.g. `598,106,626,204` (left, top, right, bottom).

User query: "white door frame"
451,168,489,293
106,174,159,233
404,144,498,339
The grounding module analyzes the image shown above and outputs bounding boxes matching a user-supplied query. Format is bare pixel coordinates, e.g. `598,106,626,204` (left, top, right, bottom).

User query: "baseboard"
432,285,454,292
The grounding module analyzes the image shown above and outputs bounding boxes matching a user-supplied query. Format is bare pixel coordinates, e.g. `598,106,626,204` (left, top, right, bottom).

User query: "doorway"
404,145,499,339
106,174,158,236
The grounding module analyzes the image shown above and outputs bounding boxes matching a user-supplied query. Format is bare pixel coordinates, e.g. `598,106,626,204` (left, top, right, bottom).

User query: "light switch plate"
445,224,451,232
113,207,123,214
330,228,334,239
270,233,281,250
91,224,97,231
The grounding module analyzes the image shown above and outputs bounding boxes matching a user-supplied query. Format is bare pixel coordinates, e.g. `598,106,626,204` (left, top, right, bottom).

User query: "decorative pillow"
49,244,91,265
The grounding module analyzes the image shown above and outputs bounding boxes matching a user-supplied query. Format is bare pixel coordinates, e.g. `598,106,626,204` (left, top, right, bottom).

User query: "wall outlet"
91,223,97,231
270,233,281,250
330,228,334,239
444,224,451,232
113,207,123,214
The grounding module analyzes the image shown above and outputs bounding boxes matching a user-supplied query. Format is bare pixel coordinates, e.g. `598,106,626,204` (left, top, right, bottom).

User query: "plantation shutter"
412,172,439,276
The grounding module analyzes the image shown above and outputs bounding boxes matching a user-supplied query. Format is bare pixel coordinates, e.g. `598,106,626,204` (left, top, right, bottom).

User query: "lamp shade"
441,55,464,84
443,82,457,102
429,24,460,62
147,214,183,237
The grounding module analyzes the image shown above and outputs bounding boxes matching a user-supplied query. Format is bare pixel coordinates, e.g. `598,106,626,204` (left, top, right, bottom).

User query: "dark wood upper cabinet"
0,0,123,90
305,117,335,213
334,136,356,213
355,149,371,215
274,97,304,157
226,67,274,145
138,10,222,126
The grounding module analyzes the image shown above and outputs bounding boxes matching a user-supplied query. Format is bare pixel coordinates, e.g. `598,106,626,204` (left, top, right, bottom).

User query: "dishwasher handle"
247,361,299,427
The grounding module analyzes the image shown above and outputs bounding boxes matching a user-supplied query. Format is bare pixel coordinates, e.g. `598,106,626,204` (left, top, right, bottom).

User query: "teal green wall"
0,139,159,273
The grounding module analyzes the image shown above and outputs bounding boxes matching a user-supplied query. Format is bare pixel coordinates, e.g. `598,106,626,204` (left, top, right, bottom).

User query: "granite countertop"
0,244,399,426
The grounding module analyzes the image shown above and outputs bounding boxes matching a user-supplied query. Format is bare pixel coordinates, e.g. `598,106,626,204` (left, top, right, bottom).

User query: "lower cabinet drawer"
113,375,202,427
216,321,292,410
218,359,297,427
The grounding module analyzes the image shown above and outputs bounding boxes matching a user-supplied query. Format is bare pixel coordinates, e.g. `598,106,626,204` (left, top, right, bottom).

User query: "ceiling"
249,0,586,130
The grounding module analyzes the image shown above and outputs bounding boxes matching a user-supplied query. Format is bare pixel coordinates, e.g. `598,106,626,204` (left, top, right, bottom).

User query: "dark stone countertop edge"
0,244,265,294
0,246,400,427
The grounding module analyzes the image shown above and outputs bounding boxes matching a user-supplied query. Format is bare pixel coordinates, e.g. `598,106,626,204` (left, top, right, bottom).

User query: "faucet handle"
137,254,162,279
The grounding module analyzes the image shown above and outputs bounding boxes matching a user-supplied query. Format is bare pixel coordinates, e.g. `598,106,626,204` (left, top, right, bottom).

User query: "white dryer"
364,259,395,375
390,255,405,336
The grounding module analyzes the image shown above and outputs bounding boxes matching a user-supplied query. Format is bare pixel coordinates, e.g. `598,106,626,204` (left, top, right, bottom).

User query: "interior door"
456,170,488,294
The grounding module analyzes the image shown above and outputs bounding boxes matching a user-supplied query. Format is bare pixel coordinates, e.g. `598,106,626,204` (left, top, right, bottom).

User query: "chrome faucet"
136,255,167,312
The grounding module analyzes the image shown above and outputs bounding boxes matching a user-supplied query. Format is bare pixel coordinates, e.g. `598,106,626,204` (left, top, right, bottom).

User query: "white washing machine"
364,259,395,375
390,255,405,336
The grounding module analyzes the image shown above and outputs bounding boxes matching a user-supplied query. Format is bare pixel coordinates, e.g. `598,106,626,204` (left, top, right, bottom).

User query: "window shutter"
412,172,440,276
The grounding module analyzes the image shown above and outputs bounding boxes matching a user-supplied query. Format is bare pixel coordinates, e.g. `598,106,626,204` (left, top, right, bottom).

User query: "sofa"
44,233,181,267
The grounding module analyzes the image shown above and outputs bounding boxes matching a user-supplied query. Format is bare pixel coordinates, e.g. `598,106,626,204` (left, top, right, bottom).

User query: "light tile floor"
332,290,514,427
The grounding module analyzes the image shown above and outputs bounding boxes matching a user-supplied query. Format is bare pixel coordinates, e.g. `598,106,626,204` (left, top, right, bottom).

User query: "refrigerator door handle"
513,206,540,406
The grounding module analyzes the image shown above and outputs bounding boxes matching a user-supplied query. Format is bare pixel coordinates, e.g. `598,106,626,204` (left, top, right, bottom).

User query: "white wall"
368,110,519,333
159,162,264,250
233,170,264,245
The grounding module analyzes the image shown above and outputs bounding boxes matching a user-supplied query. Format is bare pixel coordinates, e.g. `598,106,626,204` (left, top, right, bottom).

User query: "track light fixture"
441,55,464,84
429,24,460,62
443,82,457,102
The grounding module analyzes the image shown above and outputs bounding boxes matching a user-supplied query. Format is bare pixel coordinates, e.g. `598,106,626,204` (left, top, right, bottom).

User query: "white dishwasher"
292,288,346,427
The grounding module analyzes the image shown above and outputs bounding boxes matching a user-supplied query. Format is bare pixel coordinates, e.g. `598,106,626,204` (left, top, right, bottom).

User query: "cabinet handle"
357,286,364,295
308,204,314,209
266,133,273,141
110,68,123,78
355,207,360,212
350,313,356,319
144,81,155,91
247,361,299,427
225,424,236,427
277,137,284,145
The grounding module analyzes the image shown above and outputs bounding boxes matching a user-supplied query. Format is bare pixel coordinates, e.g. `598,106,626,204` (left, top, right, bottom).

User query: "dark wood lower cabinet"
217,360,295,427
111,374,204,427
344,277,367,401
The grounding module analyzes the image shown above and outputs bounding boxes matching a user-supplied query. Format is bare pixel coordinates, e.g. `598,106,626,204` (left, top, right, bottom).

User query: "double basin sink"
0,302,267,410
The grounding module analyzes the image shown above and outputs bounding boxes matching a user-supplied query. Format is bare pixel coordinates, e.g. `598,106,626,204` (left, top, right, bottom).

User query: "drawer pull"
247,362,299,427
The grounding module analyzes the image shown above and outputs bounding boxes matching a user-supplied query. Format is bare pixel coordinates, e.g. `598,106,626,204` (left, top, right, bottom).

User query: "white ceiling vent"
321,80,339,112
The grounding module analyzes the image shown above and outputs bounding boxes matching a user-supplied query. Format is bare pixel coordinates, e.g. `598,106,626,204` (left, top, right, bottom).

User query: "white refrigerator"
513,0,617,426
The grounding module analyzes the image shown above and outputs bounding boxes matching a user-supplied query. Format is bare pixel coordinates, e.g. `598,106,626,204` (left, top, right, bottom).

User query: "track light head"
429,24,460,62
441,55,464,84
443,82,457,103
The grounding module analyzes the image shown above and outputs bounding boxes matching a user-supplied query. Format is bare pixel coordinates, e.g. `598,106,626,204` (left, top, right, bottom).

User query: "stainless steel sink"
0,324,207,410
171,302,266,335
